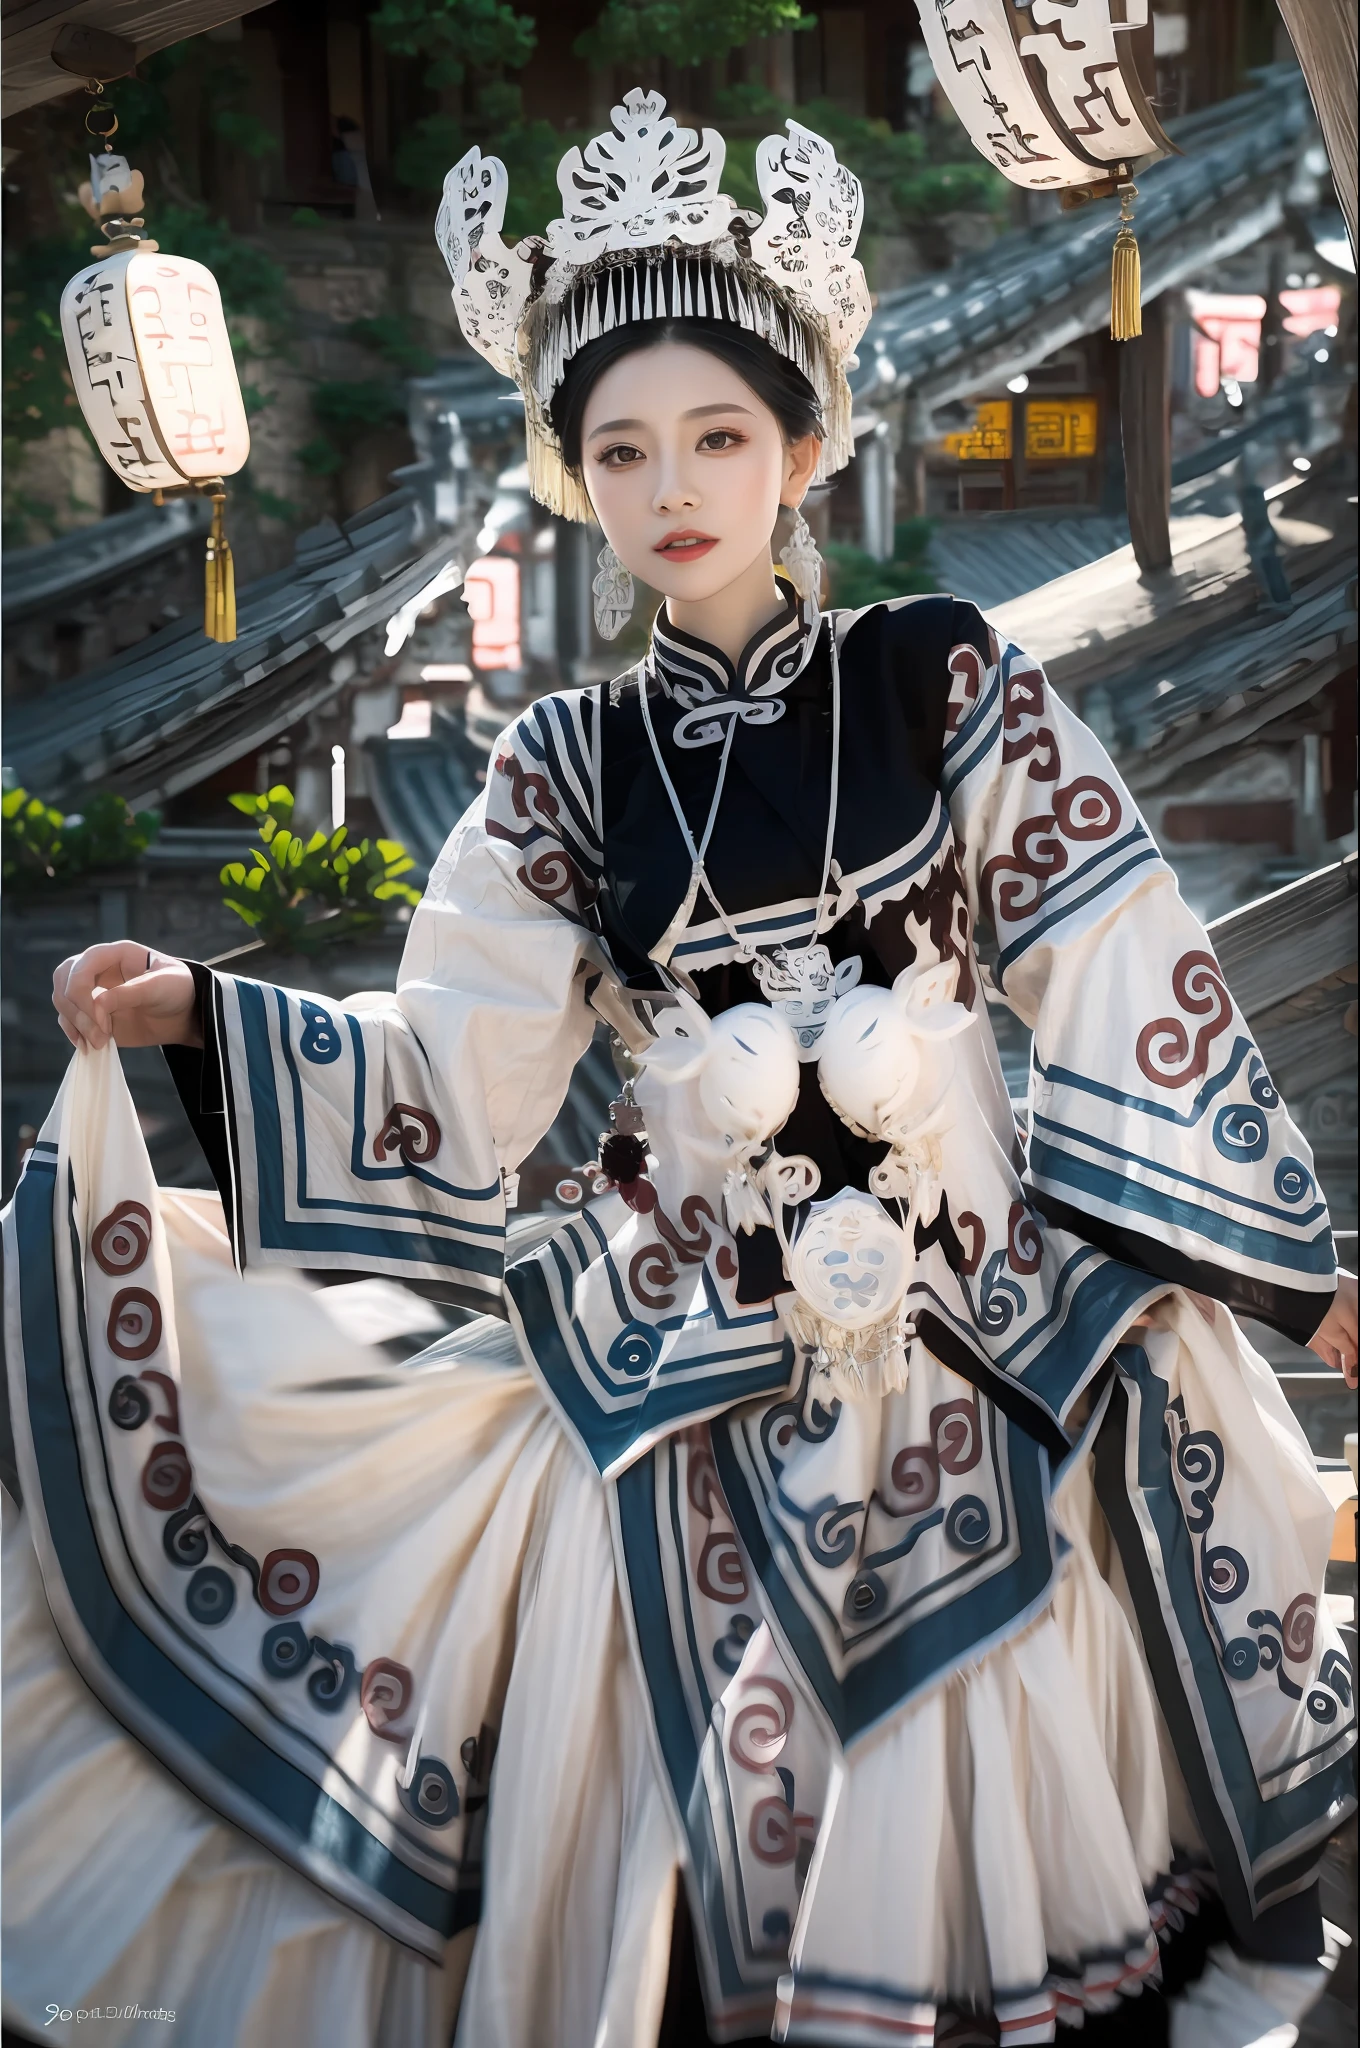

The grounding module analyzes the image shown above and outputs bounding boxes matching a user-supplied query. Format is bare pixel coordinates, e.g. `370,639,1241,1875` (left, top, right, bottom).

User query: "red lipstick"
653,529,718,560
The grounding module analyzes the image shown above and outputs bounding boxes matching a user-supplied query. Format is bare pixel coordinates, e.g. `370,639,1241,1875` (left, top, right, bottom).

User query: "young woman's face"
578,341,820,603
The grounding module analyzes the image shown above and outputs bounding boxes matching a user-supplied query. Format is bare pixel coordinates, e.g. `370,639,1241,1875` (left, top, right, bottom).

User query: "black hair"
551,315,823,477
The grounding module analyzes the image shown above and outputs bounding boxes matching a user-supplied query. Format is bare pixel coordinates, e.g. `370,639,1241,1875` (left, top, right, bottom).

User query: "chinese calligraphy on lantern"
125,254,250,478
59,250,250,494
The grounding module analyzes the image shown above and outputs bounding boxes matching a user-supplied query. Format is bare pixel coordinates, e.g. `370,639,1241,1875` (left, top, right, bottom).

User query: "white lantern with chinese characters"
59,142,250,641
912,1,1178,338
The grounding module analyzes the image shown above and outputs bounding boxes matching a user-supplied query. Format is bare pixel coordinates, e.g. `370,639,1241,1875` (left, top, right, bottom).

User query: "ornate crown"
435,89,872,521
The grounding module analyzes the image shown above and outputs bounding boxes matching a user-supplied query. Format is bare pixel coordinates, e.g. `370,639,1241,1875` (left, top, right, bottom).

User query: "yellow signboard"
944,399,1012,461
1024,396,1099,460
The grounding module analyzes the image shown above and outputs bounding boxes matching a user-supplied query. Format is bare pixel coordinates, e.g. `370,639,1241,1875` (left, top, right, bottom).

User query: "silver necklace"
637,614,852,1057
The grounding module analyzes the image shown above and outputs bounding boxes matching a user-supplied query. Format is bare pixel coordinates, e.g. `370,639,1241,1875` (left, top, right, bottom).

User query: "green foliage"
2,787,161,891
576,0,810,66
389,98,568,241
106,40,278,165
715,89,1007,233
104,43,195,158
310,380,407,433
348,316,437,380
390,113,460,197
220,787,422,954
153,205,288,322
825,521,938,610
3,229,95,448
298,436,345,477
369,0,536,90
302,378,407,475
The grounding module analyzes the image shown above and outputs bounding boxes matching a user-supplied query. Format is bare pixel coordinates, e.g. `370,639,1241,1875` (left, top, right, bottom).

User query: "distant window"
1152,13,1189,58
1024,397,1099,460
1279,285,1342,337
1185,290,1267,396
463,555,521,673
944,400,1013,461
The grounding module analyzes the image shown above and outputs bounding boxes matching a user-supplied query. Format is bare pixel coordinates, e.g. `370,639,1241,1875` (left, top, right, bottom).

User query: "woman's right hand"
52,942,201,1052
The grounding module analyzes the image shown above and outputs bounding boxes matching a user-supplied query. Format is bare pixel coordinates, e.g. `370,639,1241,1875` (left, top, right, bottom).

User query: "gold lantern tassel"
204,487,237,643
1110,181,1142,342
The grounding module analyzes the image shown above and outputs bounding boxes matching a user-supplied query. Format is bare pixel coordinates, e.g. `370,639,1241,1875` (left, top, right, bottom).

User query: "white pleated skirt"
3,1190,1202,2048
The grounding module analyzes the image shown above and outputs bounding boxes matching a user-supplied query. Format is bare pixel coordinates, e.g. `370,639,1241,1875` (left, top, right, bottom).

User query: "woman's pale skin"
48,341,1358,1381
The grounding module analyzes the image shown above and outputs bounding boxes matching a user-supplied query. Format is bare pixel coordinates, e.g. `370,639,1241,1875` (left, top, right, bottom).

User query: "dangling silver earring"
592,542,634,640
779,507,824,604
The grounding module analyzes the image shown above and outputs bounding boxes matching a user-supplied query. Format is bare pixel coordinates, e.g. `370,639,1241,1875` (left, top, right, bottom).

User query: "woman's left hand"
1309,1271,1358,1389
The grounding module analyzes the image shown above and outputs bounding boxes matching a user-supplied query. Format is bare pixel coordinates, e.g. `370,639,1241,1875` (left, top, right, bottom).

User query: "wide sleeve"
942,618,1337,1343
180,694,606,1312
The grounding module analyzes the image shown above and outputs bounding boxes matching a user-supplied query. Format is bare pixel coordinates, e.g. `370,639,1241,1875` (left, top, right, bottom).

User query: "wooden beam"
1275,0,1359,259
2,2,252,120
1119,293,1172,576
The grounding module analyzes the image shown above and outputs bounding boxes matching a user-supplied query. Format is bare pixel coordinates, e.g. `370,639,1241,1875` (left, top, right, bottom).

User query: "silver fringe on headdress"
435,89,872,522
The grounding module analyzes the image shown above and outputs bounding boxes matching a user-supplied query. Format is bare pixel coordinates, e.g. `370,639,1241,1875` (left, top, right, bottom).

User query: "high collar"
641,579,822,749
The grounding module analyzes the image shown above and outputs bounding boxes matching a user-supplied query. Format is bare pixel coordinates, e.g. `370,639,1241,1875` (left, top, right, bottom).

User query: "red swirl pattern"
92,1200,152,1275
258,1549,321,1616
697,1530,749,1606
685,1431,721,1518
898,845,977,1013
957,1211,986,1276
655,1196,716,1267
489,752,598,911
629,1242,677,1309
361,1657,414,1739
138,1368,181,1435
890,1442,940,1513
889,1394,982,1516
729,1680,794,1773
107,1287,162,1361
1001,659,1059,783
141,1439,193,1511
747,1796,815,1867
981,815,1068,923
980,776,1122,927
373,1103,441,1165
1135,951,1233,1090
1007,1201,1043,1276
945,642,986,735
1053,776,1121,840
495,751,558,829
519,847,597,907
933,1395,982,1475
1281,1593,1316,1665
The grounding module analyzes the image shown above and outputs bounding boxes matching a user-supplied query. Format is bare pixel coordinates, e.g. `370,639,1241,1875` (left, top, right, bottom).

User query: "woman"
6,93,1355,2048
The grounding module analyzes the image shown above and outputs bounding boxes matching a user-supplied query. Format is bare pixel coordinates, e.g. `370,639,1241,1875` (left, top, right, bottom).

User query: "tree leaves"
218,784,422,955
576,1,811,69
2,787,161,890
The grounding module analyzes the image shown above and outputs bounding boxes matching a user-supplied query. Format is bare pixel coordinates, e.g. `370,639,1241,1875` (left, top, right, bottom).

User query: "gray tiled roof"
1205,855,1357,1099
1114,553,1357,789
927,514,1132,609
5,473,457,810
853,66,1315,411
365,707,490,874
1,497,212,624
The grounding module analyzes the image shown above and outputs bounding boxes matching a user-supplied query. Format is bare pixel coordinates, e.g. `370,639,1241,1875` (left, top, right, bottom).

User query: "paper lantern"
60,132,250,641
913,1,1177,337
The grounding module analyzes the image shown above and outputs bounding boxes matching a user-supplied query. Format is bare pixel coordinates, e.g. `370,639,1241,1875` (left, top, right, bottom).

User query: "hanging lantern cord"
1110,178,1142,342
203,484,237,644
83,81,119,145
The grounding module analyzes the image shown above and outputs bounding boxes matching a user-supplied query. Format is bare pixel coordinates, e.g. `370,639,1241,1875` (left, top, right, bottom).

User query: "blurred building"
2,3,1355,1221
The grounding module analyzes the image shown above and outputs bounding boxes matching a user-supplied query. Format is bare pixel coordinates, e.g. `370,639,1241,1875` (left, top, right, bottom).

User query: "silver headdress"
435,89,872,522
